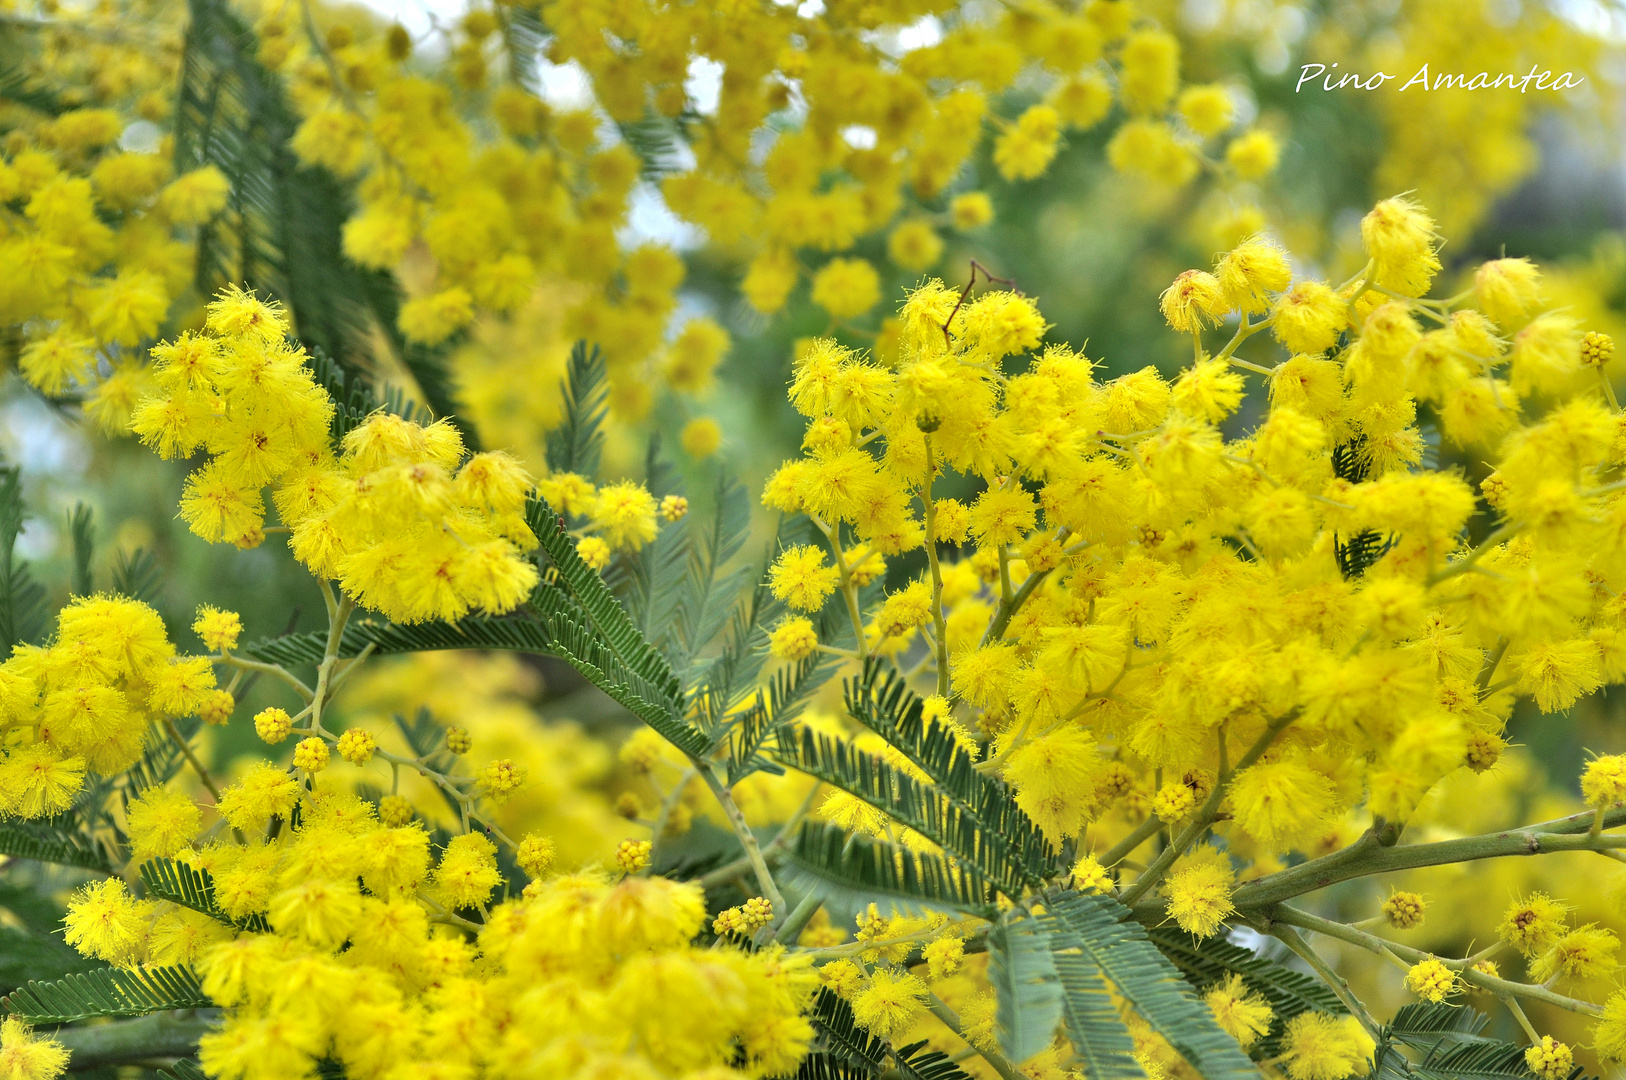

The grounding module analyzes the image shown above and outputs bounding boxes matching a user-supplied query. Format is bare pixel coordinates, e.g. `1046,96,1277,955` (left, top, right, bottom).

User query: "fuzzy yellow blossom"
770,617,820,661
125,786,201,864
1277,1013,1375,1080
1164,845,1235,939
951,192,993,230
590,482,660,552
1205,974,1274,1050
293,737,329,773
681,418,722,458
1071,854,1112,894
769,546,840,612
851,968,929,1038
811,258,881,319
1582,755,1626,807
1273,281,1346,355
1160,270,1227,333
0,1018,69,1080
516,833,555,878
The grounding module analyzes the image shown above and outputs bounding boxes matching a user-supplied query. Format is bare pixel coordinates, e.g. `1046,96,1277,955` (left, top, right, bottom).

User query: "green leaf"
807,986,890,1071
2,965,210,1024
844,659,1051,890
989,911,1065,1064
1387,1003,1498,1053
544,343,607,477
894,1040,978,1080
306,346,434,444
68,503,94,597
162,1062,211,1080
1051,931,1144,1080
175,0,467,436
0,465,48,654
771,724,1034,899
0,821,112,872
781,820,993,915
139,858,269,932
1041,893,1259,1080
110,547,164,605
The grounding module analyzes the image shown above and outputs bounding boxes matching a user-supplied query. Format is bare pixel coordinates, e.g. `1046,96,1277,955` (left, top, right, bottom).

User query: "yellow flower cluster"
0,595,214,817
131,287,540,623
0,88,230,428
761,191,1626,1041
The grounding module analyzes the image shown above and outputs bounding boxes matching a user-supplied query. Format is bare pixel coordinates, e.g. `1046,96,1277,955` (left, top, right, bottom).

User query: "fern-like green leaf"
1051,931,1144,1080
68,502,93,596
894,1040,978,1080
844,660,1051,888
795,1054,872,1080
1375,1005,1589,1080
2,965,210,1024
0,465,48,653
781,820,993,914
139,858,268,932
772,725,1035,898
110,547,164,604
164,1061,212,1080
1041,893,1258,1080
544,343,607,478
989,912,1065,1064
0,821,112,872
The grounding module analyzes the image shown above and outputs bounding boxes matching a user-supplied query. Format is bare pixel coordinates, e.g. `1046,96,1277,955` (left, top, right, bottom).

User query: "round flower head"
378,794,414,827
478,759,526,803
444,725,472,755
768,545,840,612
1582,754,1626,807
769,617,820,662
1216,236,1291,314
1382,891,1426,930
1205,974,1274,1050
254,707,292,744
1524,1036,1572,1080
336,729,376,765
1159,270,1227,333
1272,281,1346,355
1580,330,1614,368
590,482,659,552
0,1017,69,1080
1476,257,1542,328
192,605,242,652
615,838,652,873
850,968,928,1038
1499,893,1569,957
1165,845,1235,939
293,737,328,773
1281,1012,1374,1080
1403,959,1457,1003
199,689,235,726
1072,854,1112,893
516,833,555,878
659,494,690,521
